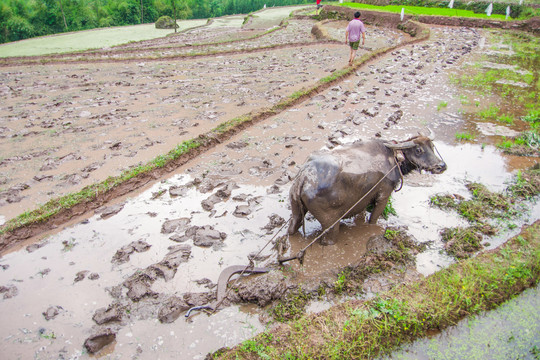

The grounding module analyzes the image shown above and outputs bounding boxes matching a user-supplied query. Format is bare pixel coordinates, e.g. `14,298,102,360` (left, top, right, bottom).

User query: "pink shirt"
346,19,366,42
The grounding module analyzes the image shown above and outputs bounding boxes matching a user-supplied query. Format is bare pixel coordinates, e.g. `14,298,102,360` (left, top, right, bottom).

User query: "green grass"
455,132,475,141
478,104,500,119
437,101,448,111
340,2,508,20
497,114,515,124
430,172,539,259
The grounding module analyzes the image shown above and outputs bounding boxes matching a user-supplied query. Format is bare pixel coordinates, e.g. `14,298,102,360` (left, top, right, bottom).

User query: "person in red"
316,0,322,14
345,11,366,66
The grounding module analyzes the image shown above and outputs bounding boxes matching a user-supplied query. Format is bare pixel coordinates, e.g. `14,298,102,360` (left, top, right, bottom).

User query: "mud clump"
96,203,125,219
158,296,191,324
161,217,191,234
74,270,89,282
0,284,18,299
26,241,46,253
111,239,152,265
201,182,238,211
93,302,125,325
0,183,29,206
384,109,403,129
228,271,294,307
233,196,263,218
185,225,227,247
261,214,286,234
168,185,189,198
119,245,192,302
43,305,63,320
84,328,116,354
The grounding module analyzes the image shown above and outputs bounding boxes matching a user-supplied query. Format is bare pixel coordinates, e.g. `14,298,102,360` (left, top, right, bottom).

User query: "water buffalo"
288,136,447,245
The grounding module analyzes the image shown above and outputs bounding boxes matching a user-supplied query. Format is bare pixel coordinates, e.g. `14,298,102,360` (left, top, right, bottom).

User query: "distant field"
340,2,511,20
0,20,207,58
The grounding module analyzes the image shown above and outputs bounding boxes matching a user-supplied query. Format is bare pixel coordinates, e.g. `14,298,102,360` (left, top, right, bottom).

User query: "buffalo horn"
418,129,435,140
384,140,417,149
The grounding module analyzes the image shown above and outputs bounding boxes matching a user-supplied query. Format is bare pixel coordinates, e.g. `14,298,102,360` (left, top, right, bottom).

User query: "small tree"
58,0,67,30
171,0,176,32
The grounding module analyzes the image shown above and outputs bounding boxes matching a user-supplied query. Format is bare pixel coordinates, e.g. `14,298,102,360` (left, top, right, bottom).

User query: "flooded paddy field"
383,285,540,360
0,14,406,224
0,6,539,360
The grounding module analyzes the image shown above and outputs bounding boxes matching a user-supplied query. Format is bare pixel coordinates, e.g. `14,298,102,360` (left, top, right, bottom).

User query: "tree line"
0,0,313,44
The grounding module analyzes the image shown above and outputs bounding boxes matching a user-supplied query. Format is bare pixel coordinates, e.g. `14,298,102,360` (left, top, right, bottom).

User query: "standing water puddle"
0,140,538,359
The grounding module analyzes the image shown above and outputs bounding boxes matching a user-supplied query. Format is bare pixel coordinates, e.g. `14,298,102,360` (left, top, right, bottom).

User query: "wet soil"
0,7,539,360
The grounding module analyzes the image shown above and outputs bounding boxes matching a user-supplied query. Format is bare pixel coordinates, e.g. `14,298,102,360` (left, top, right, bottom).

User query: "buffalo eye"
415,147,423,156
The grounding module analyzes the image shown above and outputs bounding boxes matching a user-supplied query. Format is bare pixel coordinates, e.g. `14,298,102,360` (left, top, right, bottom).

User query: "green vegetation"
437,101,448,111
450,30,539,155
211,221,540,359
340,2,510,20
270,288,311,322
430,169,539,259
497,114,514,124
0,0,313,44
499,109,540,156
455,132,475,141
478,104,500,119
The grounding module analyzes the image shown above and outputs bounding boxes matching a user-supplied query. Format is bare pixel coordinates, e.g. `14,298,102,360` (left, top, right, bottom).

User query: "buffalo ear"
384,140,417,150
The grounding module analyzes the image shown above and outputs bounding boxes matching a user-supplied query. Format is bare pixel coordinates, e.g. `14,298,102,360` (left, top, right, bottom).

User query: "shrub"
155,15,177,29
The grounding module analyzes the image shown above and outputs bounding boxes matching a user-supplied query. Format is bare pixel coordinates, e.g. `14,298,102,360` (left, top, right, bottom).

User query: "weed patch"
455,132,475,141
269,287,310,322
431,169,538,259
507,168,540,199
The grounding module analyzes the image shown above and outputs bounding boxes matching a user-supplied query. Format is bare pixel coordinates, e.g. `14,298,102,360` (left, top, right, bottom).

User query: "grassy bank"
211,219,540,359
340,2,509,20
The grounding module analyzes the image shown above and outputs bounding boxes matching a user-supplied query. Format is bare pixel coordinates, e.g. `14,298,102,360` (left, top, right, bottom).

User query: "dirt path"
0,10,539,360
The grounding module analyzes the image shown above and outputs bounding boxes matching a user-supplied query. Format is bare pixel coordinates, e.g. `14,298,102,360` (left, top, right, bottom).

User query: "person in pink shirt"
345,11,366,66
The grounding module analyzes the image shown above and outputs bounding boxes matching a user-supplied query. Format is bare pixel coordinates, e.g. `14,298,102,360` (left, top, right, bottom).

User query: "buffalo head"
385,136,447,174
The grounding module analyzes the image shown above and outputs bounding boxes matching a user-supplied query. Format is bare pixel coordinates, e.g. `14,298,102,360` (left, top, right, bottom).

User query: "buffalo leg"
288,197,306,235
320,221,339,246
368,194,390,224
